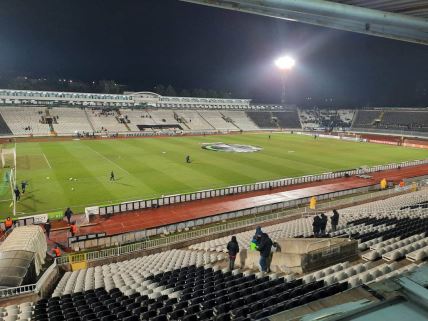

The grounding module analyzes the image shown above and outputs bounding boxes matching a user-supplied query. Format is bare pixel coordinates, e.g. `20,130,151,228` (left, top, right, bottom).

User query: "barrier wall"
73,185,375,250
91,159,428,220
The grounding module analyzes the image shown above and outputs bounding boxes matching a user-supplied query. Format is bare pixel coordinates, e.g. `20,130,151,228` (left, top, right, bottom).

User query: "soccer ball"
69,177,73,181
46,177,50,180
71,187,75,191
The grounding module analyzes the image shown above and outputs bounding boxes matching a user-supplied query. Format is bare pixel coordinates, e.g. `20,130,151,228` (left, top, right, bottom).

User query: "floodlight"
275,56,295,70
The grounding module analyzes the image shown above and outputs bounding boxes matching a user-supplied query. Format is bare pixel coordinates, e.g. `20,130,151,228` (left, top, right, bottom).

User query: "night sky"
0,0,427,106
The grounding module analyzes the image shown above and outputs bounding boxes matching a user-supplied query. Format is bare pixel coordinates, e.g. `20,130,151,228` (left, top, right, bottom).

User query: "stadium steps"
220,112,241,131
84,109,96,132
116,109,131,131
0,113,13,135
196,111,216,130
270,111,281,129
173,112,191,130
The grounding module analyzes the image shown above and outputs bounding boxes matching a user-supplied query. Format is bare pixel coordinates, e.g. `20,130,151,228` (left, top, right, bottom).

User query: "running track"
48,164,428,248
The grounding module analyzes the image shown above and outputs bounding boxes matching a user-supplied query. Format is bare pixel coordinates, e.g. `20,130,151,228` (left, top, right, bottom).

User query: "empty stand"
51,108,93,134
246,112,276,129
0,107,50,136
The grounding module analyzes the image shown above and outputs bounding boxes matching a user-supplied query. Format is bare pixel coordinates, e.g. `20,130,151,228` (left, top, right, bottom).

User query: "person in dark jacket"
44,219,52,239
320,213,328,236
64,207,73,224
331,209,340,232
312,214,321,237
257,233,273,272
253,226,263,247
226,236,240,270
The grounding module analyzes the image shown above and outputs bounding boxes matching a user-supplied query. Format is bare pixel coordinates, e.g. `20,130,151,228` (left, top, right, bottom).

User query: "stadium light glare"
274,56,295,71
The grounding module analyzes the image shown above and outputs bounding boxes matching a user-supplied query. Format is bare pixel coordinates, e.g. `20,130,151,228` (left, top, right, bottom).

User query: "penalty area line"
85,145,131,176
42,152,52,169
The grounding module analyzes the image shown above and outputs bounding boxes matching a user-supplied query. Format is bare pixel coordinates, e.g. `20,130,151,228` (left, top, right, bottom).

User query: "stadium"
0,1,428,321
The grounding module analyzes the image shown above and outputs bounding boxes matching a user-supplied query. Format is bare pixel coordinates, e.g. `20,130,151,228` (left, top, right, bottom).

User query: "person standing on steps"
320,213,328,236
257,232,273,273
331,209,340,232
227,236,240,270
44,219,52,239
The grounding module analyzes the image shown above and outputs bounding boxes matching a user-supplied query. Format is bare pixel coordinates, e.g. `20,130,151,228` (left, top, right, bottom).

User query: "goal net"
1,147,17,216
1,148,16,169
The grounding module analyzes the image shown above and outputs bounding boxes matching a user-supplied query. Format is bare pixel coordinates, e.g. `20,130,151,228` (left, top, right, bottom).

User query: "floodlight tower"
274,55,295,105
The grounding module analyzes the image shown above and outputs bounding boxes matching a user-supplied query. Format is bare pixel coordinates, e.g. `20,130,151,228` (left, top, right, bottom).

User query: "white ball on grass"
69,177,73,181
46,177,50,180
71,187,75,191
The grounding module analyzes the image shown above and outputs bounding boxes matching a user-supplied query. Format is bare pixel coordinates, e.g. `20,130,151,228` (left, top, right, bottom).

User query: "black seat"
100,315,116,321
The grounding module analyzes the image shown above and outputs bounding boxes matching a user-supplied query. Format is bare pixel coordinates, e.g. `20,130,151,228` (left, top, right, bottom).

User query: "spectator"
4,216,13,232
331,209,340,232
226,236,239,270
312,214,321,237
64,207,73,224
70,222,78,237
257,233,273,273
44,219,52,239
320,213,328,236
52,245,61,258
253,226,263,247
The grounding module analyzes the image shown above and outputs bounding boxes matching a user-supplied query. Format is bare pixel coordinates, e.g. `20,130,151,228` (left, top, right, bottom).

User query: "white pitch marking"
42,152,52,169
86,144,131,175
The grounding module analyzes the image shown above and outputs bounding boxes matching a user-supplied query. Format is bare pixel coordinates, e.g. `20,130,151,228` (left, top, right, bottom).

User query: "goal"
1,147,17,216
1,148,16,169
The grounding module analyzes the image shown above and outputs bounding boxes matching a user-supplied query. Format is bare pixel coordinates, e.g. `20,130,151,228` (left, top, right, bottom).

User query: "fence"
73,184,377,250
60,187,401,264
0,260,59,299
0,284,36,298
91,158,428,219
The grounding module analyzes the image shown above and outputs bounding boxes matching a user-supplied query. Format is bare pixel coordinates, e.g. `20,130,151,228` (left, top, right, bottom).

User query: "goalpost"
1,146,17,216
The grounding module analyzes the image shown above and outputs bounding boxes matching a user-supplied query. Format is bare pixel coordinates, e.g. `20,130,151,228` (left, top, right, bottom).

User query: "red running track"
48,164,428,248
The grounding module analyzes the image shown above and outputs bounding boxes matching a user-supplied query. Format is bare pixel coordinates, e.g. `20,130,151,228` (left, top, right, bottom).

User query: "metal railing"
0,284,36,298
58,187,400,265
94,158,428,218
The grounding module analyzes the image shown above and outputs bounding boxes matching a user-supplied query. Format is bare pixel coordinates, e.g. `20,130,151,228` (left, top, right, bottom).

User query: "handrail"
0,284,36,298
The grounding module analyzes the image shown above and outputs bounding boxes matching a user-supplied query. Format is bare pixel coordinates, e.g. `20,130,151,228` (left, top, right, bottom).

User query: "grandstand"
299,109,355,130
1,187,427,321
1,91,428,320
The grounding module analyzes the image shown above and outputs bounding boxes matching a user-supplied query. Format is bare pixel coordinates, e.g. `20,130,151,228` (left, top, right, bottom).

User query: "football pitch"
0,133,426,217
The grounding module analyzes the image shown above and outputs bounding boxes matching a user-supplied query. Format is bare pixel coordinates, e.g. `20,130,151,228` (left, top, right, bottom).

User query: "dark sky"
0,0,427,106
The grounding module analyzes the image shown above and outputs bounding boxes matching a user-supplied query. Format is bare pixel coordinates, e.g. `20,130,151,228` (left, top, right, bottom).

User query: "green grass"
0,133,426,218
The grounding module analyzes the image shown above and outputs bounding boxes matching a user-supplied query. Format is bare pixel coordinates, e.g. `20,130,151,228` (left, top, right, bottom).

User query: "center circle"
202,143,263,153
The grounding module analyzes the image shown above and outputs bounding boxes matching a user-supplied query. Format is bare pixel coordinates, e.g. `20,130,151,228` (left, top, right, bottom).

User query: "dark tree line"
153,84,233,99
0,76,126,94
0,76,234,99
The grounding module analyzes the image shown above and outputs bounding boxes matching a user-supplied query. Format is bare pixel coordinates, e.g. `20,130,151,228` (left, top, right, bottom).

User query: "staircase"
174,112,191,130
196,112,215,130
116,110,131,131
84,108,96,132
371,111,385,126
220,112,241,130
270,111,281,129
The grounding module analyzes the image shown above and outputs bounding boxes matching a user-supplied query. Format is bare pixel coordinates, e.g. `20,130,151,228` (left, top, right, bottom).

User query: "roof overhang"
180,0,428,45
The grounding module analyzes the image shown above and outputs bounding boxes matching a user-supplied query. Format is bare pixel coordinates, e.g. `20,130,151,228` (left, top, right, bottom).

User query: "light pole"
274,56,295,105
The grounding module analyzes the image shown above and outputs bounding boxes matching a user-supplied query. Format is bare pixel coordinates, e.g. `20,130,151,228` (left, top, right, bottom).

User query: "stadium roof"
180,0,428,45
